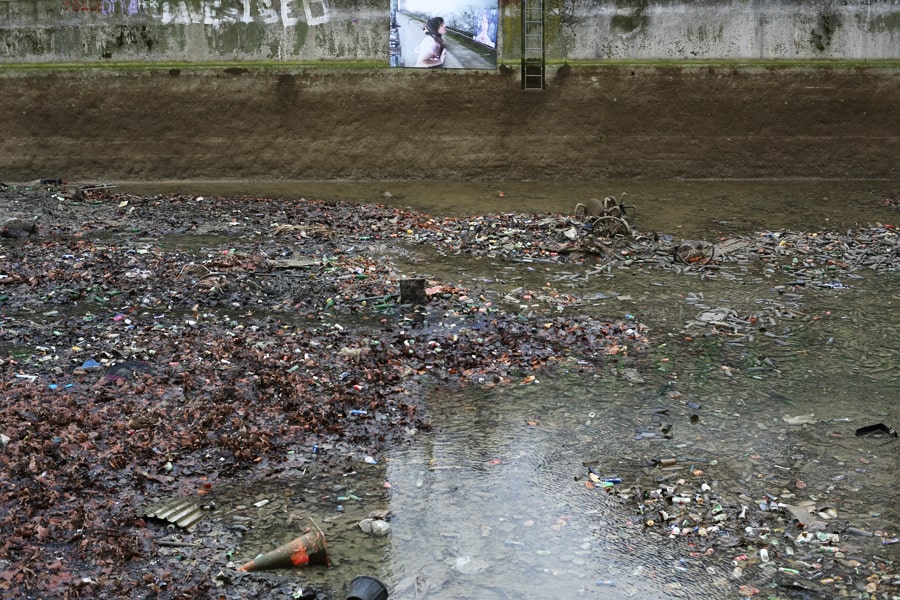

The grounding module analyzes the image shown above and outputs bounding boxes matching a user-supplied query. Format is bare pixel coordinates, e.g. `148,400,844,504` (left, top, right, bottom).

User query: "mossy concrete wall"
1,0,898,64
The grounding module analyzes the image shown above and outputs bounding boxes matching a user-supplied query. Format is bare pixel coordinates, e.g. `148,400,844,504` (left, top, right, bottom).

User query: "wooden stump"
399,278,427,305
1,219,37,238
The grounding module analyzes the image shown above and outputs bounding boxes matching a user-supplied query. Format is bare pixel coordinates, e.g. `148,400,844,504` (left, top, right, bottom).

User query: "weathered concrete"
0,0,386,63
557,0,900,61
1,0,898,64
1,64,897,182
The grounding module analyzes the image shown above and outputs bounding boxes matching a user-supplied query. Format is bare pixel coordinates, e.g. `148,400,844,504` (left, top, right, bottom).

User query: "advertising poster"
390,0,499,69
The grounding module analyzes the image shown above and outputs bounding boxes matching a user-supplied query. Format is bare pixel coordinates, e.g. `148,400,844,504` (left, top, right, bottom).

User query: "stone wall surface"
0,0,898,64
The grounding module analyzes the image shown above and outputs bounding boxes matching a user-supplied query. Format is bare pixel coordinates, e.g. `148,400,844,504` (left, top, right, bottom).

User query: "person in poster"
393,0,498,69
474,10,495,48
414,17,448,67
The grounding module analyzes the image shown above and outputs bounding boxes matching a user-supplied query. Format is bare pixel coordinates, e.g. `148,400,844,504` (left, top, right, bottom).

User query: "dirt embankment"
1,65,897,183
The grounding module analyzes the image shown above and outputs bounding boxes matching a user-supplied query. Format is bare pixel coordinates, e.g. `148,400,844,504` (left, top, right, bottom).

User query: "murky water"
372,259,897,599
189,179,899,598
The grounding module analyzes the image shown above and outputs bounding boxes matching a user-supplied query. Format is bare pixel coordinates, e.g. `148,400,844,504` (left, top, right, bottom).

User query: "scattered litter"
238,519,330,571
855,423,897,438
782,413,817,425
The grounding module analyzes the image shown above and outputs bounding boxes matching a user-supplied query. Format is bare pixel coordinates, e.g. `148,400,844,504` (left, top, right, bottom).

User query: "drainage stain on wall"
812,8,843,52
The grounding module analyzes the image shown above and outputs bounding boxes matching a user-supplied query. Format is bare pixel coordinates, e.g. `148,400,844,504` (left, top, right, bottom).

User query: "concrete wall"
0,0,388,63
559,0,900,60
1,0,898,64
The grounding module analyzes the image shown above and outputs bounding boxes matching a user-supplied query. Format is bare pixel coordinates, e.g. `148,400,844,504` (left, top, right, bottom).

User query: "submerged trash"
238,519,330,571
145,497,214,530
346,575,389,600
782,413,816,425
2,183,897,599
855,423,897,438
451,555,489,574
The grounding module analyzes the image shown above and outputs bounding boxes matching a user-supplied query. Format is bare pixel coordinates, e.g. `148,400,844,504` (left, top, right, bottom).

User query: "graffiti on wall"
61,0,330,26
62,0,103,13
62,0,140,15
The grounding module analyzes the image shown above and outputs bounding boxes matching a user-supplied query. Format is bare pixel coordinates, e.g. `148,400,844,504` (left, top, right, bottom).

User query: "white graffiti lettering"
102,0,141,16
63,0,329,27
302,0,328,26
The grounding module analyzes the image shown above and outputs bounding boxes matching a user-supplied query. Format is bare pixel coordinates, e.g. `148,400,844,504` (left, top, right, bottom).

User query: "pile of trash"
403,210,898,279
582,421,899,599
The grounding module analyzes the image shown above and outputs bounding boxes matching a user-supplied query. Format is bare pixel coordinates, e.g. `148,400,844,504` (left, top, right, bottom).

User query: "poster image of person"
473,9,496,48
414,16,447,67
391,0,498,70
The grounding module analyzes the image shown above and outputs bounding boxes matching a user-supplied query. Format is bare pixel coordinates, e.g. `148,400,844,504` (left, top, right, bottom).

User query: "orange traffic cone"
238,519,330,572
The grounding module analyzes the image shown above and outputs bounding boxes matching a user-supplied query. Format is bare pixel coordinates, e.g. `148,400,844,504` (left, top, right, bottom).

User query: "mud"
1,64,898,183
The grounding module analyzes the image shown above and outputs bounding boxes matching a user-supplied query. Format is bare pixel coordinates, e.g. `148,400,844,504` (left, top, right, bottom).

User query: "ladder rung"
522,0,544,90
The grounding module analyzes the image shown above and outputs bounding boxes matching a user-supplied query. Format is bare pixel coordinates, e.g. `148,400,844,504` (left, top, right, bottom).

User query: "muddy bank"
1,64,898,183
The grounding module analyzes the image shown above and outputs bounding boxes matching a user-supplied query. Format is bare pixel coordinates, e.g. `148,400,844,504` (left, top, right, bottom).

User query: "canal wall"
1,0,898,64
1,64,897,182
2,1,898,183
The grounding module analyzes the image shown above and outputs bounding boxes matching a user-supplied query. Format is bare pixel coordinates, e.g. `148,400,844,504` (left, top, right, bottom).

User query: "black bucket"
346,575,388,600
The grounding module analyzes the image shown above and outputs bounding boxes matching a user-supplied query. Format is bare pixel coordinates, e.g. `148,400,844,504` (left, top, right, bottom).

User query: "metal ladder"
521,0,544,90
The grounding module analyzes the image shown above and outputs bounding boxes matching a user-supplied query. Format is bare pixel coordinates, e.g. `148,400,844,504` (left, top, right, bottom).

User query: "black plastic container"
346,575,388,600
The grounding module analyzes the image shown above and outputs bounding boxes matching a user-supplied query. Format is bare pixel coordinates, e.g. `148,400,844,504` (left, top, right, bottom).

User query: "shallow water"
370,268,898,600
204,179,898,598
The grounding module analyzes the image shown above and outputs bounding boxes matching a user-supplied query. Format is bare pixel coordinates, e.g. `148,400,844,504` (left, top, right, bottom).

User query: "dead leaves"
0,188,652,598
